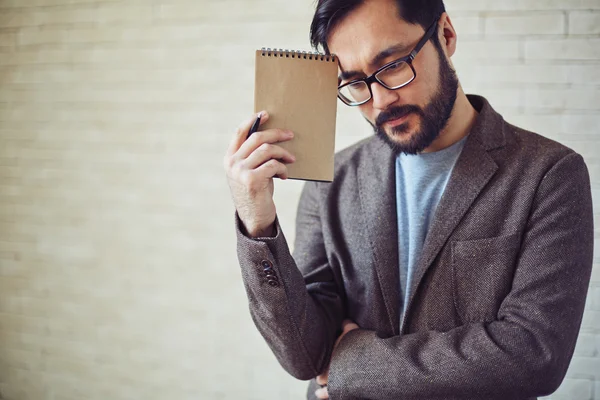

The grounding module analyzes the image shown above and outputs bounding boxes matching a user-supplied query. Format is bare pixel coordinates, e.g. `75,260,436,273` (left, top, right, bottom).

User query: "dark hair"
310,0,446,53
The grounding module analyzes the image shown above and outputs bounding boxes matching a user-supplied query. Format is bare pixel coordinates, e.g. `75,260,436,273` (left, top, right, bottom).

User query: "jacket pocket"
451,232,521,323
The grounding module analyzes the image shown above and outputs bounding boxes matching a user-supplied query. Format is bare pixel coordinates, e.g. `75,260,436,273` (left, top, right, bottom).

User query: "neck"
422,87,478,153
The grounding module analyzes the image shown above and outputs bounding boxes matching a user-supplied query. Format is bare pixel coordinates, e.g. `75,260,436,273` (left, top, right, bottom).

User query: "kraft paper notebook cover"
254,48,339,182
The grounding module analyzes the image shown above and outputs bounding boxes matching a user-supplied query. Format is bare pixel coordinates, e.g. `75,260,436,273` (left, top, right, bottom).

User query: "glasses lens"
376,61,414,89
338,81,370,105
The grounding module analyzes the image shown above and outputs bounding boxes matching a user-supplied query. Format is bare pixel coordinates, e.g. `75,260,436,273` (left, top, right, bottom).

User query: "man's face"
328,0,459,155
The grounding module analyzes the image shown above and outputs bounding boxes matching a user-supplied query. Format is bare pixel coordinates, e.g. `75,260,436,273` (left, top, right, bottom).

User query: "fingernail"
315,388,327,399
287,131,294,138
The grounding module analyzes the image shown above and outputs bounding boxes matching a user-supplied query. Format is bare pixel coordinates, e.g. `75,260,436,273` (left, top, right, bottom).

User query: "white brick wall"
452,4,600,400
0,1,597,399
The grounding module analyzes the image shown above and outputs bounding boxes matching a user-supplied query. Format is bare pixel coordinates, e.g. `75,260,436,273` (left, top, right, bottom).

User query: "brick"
506,114,600,137
0,83,231,104
0,65,245,86
485,13,565,35
562,146,600,167
574,333,599,357
524,88,600,111
0,4,153,28
546,378,593,400
525,38,600,60
0,0,121,7
580,309,600,331
0,102,209,127
455,39,521,60
0,47,241,67
591,264,600,284
564,356,600,378
0,50,77,66
473,88,521,109
447,0,600,12
569,11,600,35
0,31,16,47
153,1,313,23
584,162,600,185
15,22,308,48
590,285,600,310
463,64,600,85
452,16,482,36
0,45,13,55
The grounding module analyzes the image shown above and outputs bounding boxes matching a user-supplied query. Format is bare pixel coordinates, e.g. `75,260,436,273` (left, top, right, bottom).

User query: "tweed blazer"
235,95,594,400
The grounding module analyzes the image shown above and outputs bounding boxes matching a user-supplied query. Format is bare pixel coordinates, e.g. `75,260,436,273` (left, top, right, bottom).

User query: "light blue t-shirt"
396,135,468,325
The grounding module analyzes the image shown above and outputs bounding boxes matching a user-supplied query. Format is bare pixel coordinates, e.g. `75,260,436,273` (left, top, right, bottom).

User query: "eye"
387,61,403,70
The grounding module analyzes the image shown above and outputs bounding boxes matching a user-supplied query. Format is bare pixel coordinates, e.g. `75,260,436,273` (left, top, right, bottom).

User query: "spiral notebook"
254,48,339,182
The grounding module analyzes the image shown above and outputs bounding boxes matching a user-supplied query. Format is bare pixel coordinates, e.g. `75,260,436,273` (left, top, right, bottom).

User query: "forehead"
328,0,424,73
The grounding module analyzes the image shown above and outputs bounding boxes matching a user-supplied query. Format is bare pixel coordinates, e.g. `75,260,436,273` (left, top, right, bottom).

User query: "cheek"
410,68,433,96
358,104,376,123
411,49,442,94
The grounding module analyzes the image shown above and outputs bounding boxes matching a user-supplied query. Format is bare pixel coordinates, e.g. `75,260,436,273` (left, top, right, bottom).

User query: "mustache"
375,105,423,128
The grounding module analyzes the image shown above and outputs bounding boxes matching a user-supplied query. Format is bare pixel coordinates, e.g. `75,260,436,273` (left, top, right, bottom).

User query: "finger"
244,143,296,170
316,371,328,386
315,387,329,399
236,128,294,161
334,330,346,348
227,111,270,157
253,159,289,180
342,319,359,331
343,323,359,332
334,324,359,349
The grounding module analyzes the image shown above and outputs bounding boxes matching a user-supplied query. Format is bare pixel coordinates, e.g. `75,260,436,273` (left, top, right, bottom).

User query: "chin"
387,122,413,140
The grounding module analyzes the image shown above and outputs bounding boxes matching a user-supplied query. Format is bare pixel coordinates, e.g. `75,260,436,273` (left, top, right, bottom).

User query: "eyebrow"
338,43,411,82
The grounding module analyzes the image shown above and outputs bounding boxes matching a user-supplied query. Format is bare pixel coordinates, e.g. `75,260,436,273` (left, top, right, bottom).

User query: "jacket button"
264,267,276,276
268,280,279,287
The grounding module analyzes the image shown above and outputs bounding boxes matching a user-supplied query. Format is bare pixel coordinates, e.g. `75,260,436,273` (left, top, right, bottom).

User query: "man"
223,0,594,399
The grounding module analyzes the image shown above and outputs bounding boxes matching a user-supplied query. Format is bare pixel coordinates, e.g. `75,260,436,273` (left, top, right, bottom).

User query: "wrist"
247,223,276,238
240,217,276,238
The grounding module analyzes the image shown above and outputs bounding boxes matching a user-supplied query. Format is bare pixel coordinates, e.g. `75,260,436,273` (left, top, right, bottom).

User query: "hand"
223,111,296,238
315,319,360,400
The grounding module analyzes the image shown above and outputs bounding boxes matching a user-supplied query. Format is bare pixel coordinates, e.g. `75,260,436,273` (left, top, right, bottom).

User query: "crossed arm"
236,152,594,399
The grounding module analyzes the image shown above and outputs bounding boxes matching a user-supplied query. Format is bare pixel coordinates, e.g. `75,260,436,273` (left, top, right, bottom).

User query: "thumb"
341,319,359,332
316,370,329,386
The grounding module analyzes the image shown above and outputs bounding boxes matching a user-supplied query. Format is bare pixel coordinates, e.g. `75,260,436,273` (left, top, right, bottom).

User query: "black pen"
247,112,262,139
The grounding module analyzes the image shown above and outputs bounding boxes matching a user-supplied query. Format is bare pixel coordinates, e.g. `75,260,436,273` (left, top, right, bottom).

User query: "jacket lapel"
357,136,400,335
400,95,506,332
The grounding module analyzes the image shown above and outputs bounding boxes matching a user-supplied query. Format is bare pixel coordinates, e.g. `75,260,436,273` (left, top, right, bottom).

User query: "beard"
369,43,459,156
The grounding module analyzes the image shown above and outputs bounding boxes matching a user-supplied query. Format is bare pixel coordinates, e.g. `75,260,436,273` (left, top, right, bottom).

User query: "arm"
328,152,594,399
236,180,345,380
224,112,345,380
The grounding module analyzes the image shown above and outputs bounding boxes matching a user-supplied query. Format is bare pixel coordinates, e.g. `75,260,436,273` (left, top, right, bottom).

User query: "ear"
438,12,458,58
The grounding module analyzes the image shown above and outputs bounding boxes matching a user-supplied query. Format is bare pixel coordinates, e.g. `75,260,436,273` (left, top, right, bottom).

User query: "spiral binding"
260,47,336,63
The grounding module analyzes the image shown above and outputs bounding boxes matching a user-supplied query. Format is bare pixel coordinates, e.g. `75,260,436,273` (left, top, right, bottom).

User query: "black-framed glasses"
337,16,440,106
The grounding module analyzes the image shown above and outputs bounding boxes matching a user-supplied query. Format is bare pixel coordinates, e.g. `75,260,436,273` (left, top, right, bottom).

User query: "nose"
370,81,399,110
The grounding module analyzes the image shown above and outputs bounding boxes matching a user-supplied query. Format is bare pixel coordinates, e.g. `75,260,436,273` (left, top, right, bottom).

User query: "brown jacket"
235,95,594,399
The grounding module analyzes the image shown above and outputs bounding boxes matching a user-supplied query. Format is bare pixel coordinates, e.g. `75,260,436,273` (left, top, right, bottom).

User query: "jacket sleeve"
328,152,595,399
235,180,345,380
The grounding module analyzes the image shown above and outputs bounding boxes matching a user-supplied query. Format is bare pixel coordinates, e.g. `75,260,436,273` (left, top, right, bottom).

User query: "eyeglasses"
337,16,440,106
